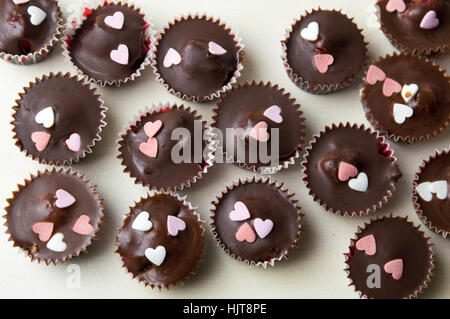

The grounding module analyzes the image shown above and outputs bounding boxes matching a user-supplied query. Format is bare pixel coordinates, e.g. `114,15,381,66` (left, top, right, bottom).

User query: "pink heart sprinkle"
384,259,403,280
249,121,270,142
104,11,124,30
139,137,158,158
366,65,386,85
355,234,376,256
338,162,359,182
383,78,402,97
314,54,334,74
263,105,283,124
13,0,30,4
55,189,76,209
253,218,274,239
208,41,227,55
72,215,93,235
167,215,186,236
386,0,406,13
420,10,439,29
32,222,53,242
31,131,51,152
65,133,81,152
163,48,181,68
235,223,256,243
229,201,251,221
110,44,129,65
143,120,163,139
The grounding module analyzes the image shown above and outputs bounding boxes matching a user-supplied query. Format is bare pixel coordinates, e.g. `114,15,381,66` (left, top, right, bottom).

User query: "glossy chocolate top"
116,194,204,288
0,0,60,55
347,217,433,299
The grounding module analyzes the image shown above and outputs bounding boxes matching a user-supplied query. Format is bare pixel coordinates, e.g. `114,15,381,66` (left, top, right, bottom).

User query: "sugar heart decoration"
300,21,319,41
132,211,153,231
32,222,54,242
366,65,386,85
235,222,256,243
65,133,81,152
72,215,93,235
145,245,166,266
28,6,47,26
208,41,227,55
314,54,334,74
104,11,124,30
386,0,406,13
253,218,274,239
382,78,402,97
338,162,358,182
348,172,369,193
420,10,439,29
31,131,51,152
384,259,403,280
167,215,186,236
143,120,163,138
355,234,376,256
417,181,448,201
416,182,433,201
393,103,413,124
55,189,76,209
13,0,31,4
35,107,54,128
401,84,419,103
249,121,269,142
163,48,181,68
263,105,283,124
229,201,251,221
139,137,158,158
46,233,67,252
110,44,129,65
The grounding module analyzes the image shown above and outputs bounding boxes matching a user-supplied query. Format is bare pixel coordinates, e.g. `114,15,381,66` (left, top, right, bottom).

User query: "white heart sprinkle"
145,246,166,267
393,103,414,124
416,182,433,202
208,41,227,55
263,105,283,123
46,233,67,252
35,107,54,129
300,21,319,41
132,211,153,232
110,44,129,65
28,6,47,26
348,172,369,193
13,0,30,5
163,48,181,68
65,133,81,152
401,84,419,103
104,11,124,30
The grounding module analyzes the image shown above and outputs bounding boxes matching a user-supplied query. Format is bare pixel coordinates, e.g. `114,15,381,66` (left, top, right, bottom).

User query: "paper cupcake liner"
117,103,215,193
61,0,155,87
11,72,107,166
0,0,65,65
344,215,435,299
375,1,449,56
3,167,105,265
211,81,306,174
360,52,450,143
281,8,369,95
150,13,245,102
412,148,450,239
114,191,206,290
210,176,304,268
302,122,400,216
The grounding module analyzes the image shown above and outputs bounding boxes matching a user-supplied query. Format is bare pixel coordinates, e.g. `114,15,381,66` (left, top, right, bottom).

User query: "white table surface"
0,0,448,299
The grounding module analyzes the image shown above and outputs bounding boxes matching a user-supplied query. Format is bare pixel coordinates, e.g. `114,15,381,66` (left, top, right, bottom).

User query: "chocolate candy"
115,193,205,288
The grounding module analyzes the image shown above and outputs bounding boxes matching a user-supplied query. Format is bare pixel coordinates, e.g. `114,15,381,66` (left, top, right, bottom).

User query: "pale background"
0,0,448,299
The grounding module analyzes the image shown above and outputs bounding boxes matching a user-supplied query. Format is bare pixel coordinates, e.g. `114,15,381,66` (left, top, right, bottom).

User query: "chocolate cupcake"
115,192,205,289
12,72,107,165
345,216,434,299
117,104,213,192
0,0,63,64
302,123,402,216
4,168,104,265
413,149,450,238
212,81,306,173
281,9,368,94
62,1,153,87
377,0,450,55
210,177,303,267
151,13,244,102
361,53,450,143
